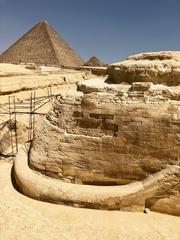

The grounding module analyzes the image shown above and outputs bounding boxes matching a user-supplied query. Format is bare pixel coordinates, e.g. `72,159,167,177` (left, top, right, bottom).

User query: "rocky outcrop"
0,65,87,96
108,51,180,85
74,66,108,76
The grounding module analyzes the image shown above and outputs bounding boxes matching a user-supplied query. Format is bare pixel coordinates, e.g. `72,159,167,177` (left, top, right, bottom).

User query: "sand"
0,159,179,240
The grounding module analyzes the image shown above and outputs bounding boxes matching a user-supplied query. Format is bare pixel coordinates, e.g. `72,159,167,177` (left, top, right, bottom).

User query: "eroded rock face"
108,51,180,85
29,87,180,185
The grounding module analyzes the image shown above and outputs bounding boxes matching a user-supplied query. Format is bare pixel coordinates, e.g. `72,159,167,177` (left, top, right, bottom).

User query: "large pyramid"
0,21,84,66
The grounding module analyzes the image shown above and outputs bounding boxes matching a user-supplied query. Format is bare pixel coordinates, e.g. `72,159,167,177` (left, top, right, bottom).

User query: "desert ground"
0,159,180,240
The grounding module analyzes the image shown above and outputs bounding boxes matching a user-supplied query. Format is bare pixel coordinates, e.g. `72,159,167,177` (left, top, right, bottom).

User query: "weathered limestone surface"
28,51,180,215
30,88,180,184
108,51,180,85
74,66,108,76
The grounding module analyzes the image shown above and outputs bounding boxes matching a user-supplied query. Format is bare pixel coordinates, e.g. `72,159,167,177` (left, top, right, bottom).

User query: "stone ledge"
13,145,180,215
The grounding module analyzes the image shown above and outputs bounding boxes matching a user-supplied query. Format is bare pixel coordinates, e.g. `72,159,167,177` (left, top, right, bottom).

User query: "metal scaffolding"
0,87,54,157
28,91,36,143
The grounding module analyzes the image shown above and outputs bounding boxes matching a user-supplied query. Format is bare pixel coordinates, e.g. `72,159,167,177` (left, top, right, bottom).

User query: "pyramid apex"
38,20,48,25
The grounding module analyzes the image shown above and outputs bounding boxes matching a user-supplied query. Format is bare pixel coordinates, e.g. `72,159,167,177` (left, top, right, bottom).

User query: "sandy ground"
0,159,180,240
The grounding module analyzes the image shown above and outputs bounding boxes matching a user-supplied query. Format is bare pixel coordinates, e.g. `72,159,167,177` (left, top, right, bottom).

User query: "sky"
0,0,179,63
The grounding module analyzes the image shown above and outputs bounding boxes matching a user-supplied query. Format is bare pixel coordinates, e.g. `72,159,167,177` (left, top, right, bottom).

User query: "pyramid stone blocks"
0,21,84,67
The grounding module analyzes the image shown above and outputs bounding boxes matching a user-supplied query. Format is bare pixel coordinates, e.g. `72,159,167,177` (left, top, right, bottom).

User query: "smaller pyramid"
84,56,106,67
0,21,84,67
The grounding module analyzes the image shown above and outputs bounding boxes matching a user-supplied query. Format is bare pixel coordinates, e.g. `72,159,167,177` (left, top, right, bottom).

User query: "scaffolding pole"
28,91,36,142
8,95,18,156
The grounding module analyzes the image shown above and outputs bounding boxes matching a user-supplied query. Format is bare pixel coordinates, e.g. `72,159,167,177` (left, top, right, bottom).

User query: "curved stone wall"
14,146,180,215
29,89,180,185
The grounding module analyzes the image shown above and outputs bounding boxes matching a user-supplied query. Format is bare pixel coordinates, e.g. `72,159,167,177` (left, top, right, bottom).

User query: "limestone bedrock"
30,90,180,184
108,51,180,85
29,51,180,215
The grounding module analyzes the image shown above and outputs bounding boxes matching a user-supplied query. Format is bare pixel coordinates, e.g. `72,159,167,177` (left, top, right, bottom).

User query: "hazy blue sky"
0,0,179,63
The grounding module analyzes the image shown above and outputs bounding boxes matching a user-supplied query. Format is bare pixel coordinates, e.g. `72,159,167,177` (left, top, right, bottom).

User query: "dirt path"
0,160,180,240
